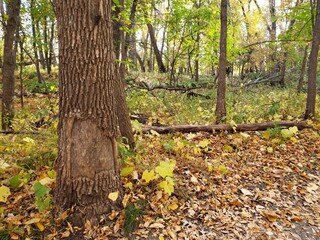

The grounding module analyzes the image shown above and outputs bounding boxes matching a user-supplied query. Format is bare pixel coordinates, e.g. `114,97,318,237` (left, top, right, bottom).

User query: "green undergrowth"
127,84,318,125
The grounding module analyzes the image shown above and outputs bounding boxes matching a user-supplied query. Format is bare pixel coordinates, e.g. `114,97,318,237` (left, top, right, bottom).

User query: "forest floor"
89,129,320,240
0,74,320,239
2,124,319,239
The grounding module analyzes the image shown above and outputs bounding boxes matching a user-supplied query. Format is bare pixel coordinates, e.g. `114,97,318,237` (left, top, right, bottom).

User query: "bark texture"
1,0,21,131
215,0,227,123
55,0,123,231
305,0,320,119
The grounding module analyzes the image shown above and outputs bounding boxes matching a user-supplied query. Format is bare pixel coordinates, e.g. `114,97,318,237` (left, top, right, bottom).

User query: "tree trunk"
147,23,166,73
297,45,308,93
47,18,54,74
112,1,135,149
30,0,43,83
1,0,21,131
55,0,123,234
119,0,138,82
305,0,320,119
215,0,227,123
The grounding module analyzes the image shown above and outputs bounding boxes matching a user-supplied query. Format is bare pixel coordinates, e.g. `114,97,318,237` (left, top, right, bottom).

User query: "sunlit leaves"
34,182,51,212
155,161,175,178
0,186,11,203
159,177,174,196
142,170,156,183
121,167,134,177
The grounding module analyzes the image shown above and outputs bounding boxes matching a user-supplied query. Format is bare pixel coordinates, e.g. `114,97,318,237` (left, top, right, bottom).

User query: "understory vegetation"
0,69,319,239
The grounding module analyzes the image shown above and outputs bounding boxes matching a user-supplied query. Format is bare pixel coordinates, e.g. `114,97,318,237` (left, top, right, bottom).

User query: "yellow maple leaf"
142,170,155,183
159,177,174,195
155,161,174,178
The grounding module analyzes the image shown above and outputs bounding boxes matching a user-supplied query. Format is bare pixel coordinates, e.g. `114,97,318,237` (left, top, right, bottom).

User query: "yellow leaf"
36,222,45,231
224,144,233,153
121,167,134,177
267,147,273,153
142,170,155,183
198,140,210,148
159,177,174,195
159,236,165,240
0,186,11,203
124,182,133,189
169,203,179,210
290,137,297,143
289,126,298,134
262,131,270,139
218,165,228,174
108,191,119,201
208,165,213,172
155,161,174,178
193,146,201,155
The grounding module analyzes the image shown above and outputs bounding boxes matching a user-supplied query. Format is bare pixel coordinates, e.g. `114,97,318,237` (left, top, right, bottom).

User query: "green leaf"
0,186,11,203
163,142,174,150
121,167,134,177
34,182,50,199
10,175,23,190
47,170,56,179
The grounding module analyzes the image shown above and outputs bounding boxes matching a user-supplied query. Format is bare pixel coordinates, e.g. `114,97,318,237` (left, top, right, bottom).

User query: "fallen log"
140,121,312,134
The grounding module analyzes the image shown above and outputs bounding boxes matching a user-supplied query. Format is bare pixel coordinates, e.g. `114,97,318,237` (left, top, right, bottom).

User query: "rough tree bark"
305,0,320,119
1,0,21,131
215,0,227,123
55,0,123,235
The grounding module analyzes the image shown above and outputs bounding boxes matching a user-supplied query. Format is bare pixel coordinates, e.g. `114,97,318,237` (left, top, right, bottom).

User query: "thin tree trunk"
55,0,123,235
119,0,138,82
112,0,135,149
30,0,43,83
1,0,21,130
35,20,46,69
48,18,54,74
297,45,308,93
305,0,320,119
215,0,227,123
147,23,166,73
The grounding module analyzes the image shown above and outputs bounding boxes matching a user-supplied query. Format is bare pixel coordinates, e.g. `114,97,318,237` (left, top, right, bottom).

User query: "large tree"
55,0,123,234
305,0,320,119
215,0,227,123
1,0,21,131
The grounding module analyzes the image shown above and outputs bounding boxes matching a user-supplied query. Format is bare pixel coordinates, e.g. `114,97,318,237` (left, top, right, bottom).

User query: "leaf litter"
0,126,319,239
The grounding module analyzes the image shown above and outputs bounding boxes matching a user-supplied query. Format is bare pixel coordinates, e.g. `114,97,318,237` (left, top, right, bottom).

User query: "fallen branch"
244,75,280,87
140,121,311,134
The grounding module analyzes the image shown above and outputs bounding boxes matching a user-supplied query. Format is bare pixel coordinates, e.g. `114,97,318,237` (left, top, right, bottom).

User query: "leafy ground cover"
0,72,319,239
